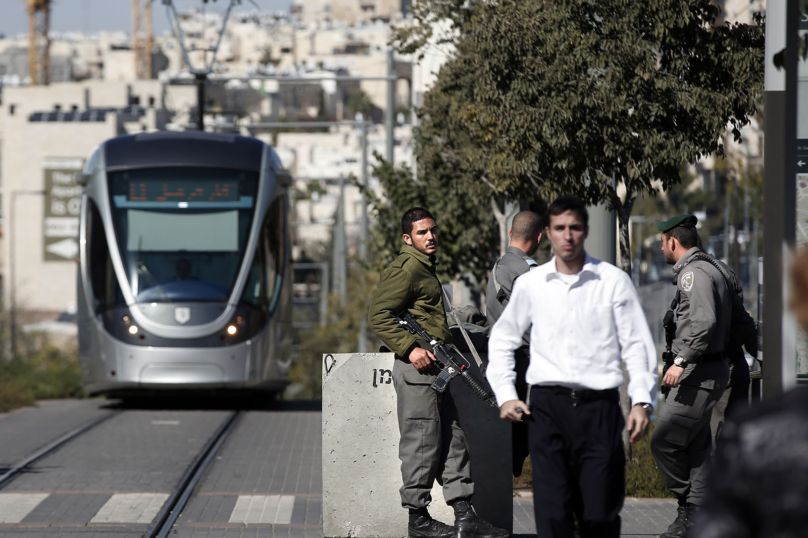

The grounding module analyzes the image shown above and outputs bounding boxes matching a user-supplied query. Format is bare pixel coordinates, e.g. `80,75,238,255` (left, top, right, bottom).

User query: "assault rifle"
397,311,498,408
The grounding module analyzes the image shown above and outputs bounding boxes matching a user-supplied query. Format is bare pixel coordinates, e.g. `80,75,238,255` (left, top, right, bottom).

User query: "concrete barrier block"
322,353,512,538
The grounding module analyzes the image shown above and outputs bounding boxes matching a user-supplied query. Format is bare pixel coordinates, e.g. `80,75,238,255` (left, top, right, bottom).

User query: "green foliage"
347,90,375,119
354,154,500,285
288,264,381,400
512,423,673,497
259,48,280,66
626,422,675,498
0,335,83,413
408,0,764,271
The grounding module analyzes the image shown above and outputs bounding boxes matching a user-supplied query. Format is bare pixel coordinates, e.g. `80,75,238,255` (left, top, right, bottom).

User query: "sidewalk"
512,496,677,537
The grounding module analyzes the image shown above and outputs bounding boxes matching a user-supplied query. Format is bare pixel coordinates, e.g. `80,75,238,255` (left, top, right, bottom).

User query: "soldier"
485,210,542,477
368,207,508,538
693,238,757,447
651,215,732,538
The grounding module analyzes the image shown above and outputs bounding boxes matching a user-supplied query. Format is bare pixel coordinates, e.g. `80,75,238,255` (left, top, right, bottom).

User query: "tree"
354,154,502,286
347,89,375,120
402,0,764,272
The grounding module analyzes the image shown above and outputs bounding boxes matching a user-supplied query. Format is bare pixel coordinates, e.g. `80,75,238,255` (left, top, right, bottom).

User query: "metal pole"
386,47,395,164
762,0,798,395
358,124,369,353
359,125,369,261
723,188,730,262
744,167,751,293
195,74,205,131
332,176,347,307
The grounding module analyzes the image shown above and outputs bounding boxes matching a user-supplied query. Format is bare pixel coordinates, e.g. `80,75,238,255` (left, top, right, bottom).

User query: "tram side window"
241,197,285,309
87,199,124,310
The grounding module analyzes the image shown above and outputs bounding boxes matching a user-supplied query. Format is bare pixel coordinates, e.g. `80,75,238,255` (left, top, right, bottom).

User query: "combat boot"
451,500,510,538
408,508,454,538
659,503,687,538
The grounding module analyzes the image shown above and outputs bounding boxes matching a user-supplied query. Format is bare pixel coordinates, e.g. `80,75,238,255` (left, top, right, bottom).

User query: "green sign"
43,158,84,262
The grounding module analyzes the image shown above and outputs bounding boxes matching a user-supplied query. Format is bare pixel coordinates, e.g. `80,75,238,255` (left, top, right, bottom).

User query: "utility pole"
332,176,348,308
358,123,370,352
164,0,239,130
386,47,395,164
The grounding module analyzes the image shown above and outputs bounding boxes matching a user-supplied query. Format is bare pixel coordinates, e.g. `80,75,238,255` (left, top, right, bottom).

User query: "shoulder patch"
681,271,695,292
390,255,410,269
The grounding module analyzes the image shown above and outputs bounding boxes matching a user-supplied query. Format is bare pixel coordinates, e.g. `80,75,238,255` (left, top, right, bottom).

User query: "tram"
76,131,293,395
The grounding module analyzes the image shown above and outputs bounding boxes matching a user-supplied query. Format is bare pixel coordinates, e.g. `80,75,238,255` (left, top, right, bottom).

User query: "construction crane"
133,0,154,79
26,0,50,85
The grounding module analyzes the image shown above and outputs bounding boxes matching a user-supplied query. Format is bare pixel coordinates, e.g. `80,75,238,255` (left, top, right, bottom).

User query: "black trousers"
528,386,625,538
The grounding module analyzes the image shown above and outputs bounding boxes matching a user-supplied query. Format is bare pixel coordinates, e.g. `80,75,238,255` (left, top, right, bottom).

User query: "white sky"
0,0,293,38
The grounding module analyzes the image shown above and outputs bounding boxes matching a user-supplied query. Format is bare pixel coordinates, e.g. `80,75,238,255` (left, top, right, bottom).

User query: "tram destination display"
43,158,84,262
127,179,240,203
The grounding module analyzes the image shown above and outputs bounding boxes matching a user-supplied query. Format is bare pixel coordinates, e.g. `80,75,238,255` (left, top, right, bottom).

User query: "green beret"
658,214,698,233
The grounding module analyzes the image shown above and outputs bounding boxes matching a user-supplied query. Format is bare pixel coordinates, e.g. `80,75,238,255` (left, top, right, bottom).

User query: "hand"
409,347,436,372
627,405,650,443
663,365,685,388
500,400,531,422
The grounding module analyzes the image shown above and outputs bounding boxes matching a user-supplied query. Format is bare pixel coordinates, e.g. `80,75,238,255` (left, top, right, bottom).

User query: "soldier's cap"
657,214,698,233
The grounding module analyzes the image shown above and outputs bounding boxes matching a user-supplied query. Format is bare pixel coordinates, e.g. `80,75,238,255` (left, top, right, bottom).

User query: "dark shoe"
452,500,510,538
659,504,687,538
408,511,455,538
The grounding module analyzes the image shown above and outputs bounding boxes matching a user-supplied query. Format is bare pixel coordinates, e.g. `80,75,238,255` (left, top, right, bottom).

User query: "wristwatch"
673,356,687,367
634,402,653,412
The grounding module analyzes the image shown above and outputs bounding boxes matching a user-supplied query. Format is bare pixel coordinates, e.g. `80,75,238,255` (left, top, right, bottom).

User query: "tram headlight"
128,324,139,335
226,325,238,336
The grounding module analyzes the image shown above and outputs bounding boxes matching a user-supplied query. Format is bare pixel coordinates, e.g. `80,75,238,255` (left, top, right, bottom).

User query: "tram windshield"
108,167,259,303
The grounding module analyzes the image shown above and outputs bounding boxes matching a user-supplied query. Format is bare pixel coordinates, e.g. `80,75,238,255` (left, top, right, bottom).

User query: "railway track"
0,406,245,536
145,410,244,538
0,410,121,489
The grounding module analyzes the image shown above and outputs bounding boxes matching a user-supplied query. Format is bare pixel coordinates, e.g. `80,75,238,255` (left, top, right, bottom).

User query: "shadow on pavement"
100,393,322,412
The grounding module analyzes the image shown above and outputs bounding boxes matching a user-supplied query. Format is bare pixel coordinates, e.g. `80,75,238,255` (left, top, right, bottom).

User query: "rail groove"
145,410,244,538
0,410,122,489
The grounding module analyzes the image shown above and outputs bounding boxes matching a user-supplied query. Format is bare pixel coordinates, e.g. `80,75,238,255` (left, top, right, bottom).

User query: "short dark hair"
511,211,543,241
401,207,435,235
665,226,698,249
547,196,588,227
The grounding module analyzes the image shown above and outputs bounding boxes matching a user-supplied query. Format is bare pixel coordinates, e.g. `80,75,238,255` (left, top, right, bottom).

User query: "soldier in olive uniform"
650,215,732,538
368,207,508,538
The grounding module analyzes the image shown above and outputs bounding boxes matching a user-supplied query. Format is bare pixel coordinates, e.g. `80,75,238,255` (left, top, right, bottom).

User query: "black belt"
532,385,619,402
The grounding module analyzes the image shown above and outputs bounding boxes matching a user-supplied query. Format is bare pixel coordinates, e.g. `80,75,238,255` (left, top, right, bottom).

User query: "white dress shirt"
486,253,658,407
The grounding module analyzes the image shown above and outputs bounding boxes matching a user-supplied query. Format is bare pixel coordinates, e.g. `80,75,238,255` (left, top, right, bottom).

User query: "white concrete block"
322,353,512,538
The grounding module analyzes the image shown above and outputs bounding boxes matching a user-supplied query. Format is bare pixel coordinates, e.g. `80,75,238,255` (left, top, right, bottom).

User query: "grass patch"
626,422,674,498
0,342,83,414
512,422,674,498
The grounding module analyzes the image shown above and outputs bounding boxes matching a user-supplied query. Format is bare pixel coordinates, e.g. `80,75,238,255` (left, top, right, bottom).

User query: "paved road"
514,496,677,537
0,400,675,538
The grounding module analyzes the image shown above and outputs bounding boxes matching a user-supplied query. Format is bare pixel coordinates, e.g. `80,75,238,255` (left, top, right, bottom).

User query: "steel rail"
0,410,122,489
145,410,244,538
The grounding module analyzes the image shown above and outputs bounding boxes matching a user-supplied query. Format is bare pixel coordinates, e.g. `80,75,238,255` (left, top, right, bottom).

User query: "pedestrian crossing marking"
229,495,295,524
89,493,169,524
0,493,49,523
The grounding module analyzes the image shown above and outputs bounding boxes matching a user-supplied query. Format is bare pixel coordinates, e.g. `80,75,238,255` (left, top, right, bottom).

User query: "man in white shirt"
486,196,658,538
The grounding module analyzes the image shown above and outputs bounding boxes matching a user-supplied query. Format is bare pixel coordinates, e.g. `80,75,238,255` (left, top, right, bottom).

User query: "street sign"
42,158,84,262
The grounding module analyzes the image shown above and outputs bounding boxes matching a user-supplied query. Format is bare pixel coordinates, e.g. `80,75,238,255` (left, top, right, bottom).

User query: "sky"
0,0,293,38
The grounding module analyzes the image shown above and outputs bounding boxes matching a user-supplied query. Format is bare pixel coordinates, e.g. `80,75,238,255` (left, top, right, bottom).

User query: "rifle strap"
441,285,487,376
